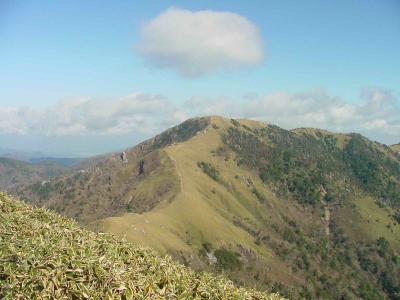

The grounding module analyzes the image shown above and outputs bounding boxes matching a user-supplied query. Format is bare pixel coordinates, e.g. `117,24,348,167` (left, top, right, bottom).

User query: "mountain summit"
17,116,400,299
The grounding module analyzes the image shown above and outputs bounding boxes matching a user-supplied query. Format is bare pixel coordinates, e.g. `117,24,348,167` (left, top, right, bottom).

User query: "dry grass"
93,117,271,256
0,192,283,300
391,143,400,153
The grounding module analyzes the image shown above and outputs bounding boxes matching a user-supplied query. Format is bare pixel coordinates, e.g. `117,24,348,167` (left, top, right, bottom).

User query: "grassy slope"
93,118,322,288
0,192,283,300
15,117,211,225
346,196,399,246
392,144,400,153
93,117,268,253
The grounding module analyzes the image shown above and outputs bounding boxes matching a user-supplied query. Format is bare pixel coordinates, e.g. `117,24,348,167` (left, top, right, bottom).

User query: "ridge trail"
169,154,184,192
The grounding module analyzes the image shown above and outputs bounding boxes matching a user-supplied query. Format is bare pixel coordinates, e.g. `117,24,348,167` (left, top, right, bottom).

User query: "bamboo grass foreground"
0,192,284,299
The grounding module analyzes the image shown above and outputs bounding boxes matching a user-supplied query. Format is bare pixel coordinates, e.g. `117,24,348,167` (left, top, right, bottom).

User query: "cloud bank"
137,7,264,77
0,88,398,145
184,88,400,144
0,93,187,136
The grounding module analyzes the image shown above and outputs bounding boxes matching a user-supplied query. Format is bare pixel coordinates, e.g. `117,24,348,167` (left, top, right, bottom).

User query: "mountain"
28,157,83,167
0,148,82,165
0,192,282,299
0,157,69,190
17,116,400,299
0,148,47,161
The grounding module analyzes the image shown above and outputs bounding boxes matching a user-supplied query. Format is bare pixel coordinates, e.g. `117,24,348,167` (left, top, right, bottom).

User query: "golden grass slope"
92,117,272,254
392,143,400,153
91,116,400,295
0,192,283,300
91,117,311,289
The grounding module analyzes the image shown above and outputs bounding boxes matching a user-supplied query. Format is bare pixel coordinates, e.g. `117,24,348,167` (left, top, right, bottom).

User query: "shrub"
197,161,219,181
230,119,240,127
252,187,266,203
214,248,242,271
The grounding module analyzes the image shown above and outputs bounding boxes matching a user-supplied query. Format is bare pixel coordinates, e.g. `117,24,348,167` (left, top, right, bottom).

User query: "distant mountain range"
10,116,400,299
0,147,84,166
0,157,70,190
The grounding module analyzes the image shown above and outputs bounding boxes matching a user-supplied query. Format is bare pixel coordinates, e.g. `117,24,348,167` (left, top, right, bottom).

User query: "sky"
1,0,399,156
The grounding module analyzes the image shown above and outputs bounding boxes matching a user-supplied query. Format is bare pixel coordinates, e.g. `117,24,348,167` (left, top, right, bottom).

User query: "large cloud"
137,7,264,77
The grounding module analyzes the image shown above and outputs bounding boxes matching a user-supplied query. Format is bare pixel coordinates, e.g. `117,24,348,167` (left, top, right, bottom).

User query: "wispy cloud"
137,7,264,77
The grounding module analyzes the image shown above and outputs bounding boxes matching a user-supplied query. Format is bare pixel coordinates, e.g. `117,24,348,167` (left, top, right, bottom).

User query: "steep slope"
0,157,68,190
19,116,400,299
16,117,209,224
0,192,282,300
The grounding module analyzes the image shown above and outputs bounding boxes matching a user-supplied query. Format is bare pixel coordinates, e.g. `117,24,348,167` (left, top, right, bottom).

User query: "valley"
0,157,70,190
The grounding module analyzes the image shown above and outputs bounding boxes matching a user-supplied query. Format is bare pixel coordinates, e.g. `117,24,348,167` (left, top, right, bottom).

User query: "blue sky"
1,1,399,156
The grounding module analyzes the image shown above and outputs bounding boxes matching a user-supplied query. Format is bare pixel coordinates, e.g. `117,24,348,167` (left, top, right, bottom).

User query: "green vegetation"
222,125,342,205
222,123,400,208
343,134,400,206
214,248,242,271
230,118,240,127
198,161,220,181
0,192,282,300
259,213,400,299
151,117,210,149
30,182,51,199
356,237,400,299
252,187,266,203
217,119,400,298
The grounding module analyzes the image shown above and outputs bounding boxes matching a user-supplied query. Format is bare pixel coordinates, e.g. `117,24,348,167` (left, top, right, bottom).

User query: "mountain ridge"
16,116,400,299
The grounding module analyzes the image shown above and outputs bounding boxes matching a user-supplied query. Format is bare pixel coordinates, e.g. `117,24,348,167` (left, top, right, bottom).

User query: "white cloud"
0,93,186,136
0,107,28,134
137,7,264,77
185,88,400,144
0,88,398,145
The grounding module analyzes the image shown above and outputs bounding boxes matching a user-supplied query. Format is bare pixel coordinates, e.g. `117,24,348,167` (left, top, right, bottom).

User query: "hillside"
392,143,400,153
16,117,209,224
18,116,400,299
0,157,69,190
0,192,282,299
